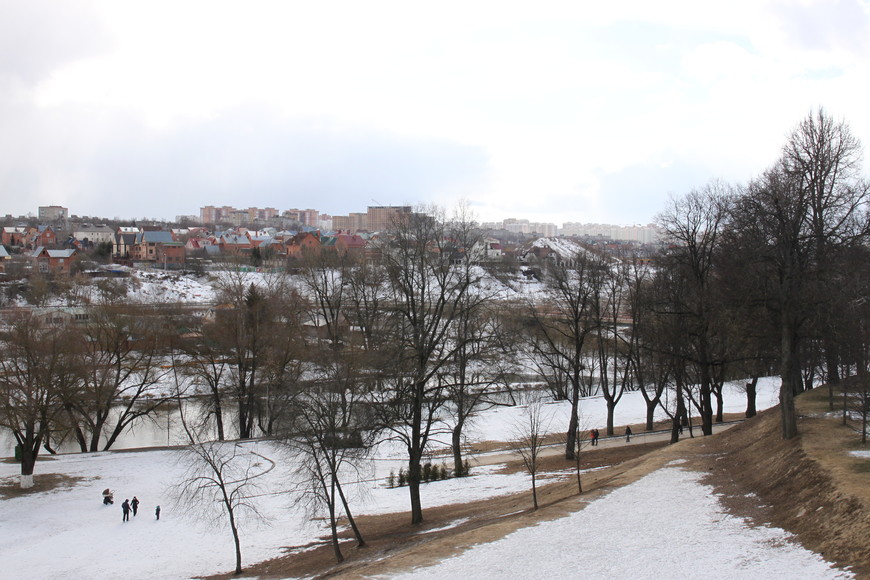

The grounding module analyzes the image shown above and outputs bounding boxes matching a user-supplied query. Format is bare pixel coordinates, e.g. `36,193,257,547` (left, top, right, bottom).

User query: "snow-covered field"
393,465,852,580
0,377,854,579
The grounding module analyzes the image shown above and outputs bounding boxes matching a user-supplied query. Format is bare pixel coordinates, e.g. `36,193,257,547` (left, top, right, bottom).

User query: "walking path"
469,421,742,467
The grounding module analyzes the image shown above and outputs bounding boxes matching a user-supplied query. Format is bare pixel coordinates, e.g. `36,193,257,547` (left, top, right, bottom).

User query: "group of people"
118,496,160,522
588,428,601,446
588,426,634,446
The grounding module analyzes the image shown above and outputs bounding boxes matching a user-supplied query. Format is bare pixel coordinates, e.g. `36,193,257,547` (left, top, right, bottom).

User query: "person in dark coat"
155,505,161,520
131,496,139,517
121,499,131,522
593,428,600,446
625,425,632,443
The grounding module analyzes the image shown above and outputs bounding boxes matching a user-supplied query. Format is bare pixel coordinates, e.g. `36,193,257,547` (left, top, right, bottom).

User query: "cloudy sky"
1,0,869,225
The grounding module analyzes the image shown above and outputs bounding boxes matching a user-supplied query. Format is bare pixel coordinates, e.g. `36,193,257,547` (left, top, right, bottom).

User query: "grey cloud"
76,109,490,219
0,0,111,84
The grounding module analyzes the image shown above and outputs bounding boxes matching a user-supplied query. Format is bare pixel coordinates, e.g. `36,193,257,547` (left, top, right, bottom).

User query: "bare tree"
656,181,734,436
0,314,76,488
510,394,552,510
175,439,269,575
63,304,171,452
526,249,601,460
286,365,372,562
376,206,485,524
782,108,868,387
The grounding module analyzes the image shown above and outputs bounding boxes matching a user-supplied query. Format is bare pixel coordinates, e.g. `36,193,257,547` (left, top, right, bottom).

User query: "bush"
397,468,406,487
422,462,432,482
387,470,396,488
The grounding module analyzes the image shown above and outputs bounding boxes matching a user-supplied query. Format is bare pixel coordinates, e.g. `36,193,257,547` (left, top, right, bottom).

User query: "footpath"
470,421,741,467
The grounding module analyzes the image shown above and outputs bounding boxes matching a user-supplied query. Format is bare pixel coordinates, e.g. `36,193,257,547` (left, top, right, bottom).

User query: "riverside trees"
0,313,77,488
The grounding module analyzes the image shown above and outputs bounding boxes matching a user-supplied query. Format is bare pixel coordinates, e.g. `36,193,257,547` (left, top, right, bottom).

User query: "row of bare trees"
652,108,869,441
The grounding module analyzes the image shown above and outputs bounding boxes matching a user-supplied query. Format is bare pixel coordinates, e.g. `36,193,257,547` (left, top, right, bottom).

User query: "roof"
136,231,174,244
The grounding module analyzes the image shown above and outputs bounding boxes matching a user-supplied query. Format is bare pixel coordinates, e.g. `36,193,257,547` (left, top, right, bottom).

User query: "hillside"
201,389,870,578
229,387,870,579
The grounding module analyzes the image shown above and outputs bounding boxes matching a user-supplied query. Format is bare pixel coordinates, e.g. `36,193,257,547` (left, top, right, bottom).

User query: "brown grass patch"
0,472,91,499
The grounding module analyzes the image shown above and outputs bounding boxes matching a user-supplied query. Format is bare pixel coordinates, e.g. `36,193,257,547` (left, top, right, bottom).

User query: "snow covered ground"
392,465,853,580
0,376,851,579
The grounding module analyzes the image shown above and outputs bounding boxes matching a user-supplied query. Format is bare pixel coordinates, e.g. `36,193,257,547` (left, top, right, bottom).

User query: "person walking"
589,429,596,446
131,496,139,517
593,429,600,446
121,499,131,522
624,425,632,443
155,505,161,521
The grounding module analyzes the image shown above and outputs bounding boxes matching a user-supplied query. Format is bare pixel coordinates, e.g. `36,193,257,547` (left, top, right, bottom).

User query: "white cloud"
2,0,869,224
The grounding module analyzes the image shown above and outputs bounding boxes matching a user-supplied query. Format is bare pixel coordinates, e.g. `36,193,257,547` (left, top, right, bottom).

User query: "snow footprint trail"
390,466,853,580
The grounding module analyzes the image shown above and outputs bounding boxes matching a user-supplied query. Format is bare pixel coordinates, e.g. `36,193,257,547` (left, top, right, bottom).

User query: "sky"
1,0,869,226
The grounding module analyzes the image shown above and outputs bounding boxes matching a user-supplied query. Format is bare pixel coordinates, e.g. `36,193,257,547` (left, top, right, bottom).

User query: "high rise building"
38,205,68,222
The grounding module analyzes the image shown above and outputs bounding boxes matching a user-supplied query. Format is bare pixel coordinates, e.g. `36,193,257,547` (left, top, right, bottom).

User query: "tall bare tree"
510,394,552,510
656,182,734,436
63,304,170,452
376,206,485,524
527,249,601,459
0,314,76,488
782,108,869,387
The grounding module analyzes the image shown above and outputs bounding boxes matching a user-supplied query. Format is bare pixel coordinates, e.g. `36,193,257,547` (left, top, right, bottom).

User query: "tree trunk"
699,365,714,436
745,376,758,418
780,323,800,440
531,471,538,510
606,400,616,436
408,382,425,525
214,395,225,441
565,378,580,460
335,477,365,547
327,482,344,563
670,384,686,444
228,508,243,575
452,423,464,476
645,398,657,431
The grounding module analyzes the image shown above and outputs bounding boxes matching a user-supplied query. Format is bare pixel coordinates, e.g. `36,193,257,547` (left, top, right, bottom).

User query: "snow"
0,375,847,579
460,377,782,445
391,466,852,580
849,450,870,458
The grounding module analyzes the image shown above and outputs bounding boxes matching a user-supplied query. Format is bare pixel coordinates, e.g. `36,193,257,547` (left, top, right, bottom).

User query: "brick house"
29,247,78,274
26,226,57,249
132,231,185,267
321,234,367,256
2,226,27,247
285,231,321,260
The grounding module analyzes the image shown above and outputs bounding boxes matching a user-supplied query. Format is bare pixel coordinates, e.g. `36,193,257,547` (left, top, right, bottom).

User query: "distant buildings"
38,205,68,222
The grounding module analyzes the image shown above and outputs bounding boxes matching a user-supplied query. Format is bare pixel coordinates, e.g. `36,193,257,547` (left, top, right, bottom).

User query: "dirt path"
469,421,740,468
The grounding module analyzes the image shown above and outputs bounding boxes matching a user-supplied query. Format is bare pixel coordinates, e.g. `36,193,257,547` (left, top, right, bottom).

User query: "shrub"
387,470,396,488
397,468,406,487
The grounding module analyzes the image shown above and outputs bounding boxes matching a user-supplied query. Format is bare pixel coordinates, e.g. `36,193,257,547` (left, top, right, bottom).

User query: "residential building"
38,205,68,222
72,225,115,247
29,247,78,274
367,206,411,232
